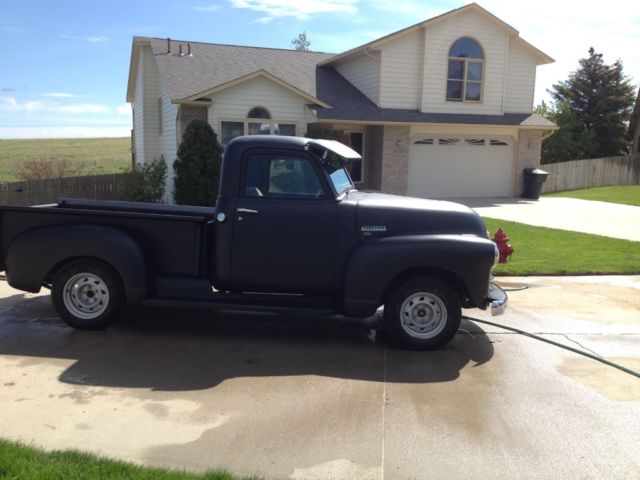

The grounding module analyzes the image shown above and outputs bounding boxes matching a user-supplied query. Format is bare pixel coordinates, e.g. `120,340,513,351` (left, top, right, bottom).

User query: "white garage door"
407,135,514,198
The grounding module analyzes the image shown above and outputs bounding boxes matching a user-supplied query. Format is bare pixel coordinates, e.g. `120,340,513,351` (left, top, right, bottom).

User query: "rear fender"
342,235,495,316
5,224,147,303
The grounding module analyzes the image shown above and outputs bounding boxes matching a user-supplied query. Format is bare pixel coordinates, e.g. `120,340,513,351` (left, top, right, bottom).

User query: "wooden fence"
541,154,640,193
0,173,130,206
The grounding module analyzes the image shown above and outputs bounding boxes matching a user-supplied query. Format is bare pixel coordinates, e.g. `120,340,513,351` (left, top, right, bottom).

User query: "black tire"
51,259,124,330
384,277,461,350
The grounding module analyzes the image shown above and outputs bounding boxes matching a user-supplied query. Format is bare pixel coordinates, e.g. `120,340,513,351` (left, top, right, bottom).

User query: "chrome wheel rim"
400,291,447,339
63,272,110,320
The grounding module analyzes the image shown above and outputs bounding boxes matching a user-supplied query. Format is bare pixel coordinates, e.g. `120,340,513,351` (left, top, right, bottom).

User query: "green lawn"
484,218,640,276
0,137,131,182
0,439,254,480
544,185,640,207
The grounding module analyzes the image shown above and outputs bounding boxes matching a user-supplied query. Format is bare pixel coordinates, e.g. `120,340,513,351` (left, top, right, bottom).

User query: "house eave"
125,37,152,103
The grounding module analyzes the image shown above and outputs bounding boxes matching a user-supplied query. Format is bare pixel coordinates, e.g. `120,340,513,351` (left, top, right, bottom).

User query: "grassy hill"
0,137,131,182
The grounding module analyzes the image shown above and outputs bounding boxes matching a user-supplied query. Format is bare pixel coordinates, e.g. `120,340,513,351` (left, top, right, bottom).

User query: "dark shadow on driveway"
0,294,494,390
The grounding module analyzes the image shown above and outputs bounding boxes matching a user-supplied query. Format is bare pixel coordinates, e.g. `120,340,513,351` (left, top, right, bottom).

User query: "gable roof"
126,37,333,103
319,2,553,67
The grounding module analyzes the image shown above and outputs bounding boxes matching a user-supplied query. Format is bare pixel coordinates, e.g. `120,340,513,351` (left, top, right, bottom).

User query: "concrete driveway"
1,277,639,479
455,197,640,242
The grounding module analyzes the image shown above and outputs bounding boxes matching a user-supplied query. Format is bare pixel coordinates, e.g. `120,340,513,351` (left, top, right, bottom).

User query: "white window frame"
219,117,299,146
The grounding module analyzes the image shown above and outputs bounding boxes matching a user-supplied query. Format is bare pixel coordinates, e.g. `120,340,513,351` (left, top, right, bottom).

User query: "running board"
141,292,338,316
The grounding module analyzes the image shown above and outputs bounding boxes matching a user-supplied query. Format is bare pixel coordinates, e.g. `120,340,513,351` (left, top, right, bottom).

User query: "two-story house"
126,2,556,201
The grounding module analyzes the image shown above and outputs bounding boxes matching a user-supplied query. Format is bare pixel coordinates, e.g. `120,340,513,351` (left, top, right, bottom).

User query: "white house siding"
132,51,146,167
504,40,537,113
378,30,424,109
160,79,178,201
206,76,310,136
421,10,509,114
133,46,162,166
335,53,380,104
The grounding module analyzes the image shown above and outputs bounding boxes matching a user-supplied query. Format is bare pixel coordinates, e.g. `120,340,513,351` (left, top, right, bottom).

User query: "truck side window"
244,154,324,198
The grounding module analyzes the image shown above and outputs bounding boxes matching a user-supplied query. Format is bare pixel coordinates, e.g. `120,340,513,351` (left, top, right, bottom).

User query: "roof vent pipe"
187,42,191,56
167,37,171,53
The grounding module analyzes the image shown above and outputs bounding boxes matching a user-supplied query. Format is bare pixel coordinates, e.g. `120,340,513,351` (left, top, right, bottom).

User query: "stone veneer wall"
365,125,384,190
381,125,410,195
180,105,208,138
515,129,543,196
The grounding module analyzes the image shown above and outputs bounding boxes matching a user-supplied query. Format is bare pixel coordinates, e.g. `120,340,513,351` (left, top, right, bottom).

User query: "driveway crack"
558,334,602,357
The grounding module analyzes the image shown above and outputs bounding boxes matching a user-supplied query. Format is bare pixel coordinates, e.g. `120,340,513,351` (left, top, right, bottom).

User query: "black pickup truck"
0,136,506,349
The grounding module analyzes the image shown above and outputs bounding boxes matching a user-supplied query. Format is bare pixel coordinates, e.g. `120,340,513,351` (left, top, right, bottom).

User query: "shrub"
173,120,222,206
16,157,88,181
121,157,167,203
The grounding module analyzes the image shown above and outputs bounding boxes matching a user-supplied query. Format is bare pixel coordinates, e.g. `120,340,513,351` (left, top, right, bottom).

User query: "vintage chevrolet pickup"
0,136,506,349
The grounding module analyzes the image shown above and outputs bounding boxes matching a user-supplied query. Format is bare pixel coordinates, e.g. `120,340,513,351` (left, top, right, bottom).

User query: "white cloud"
42,92,90,98
194,4,222,12
116,104,131,116
56,103,110,114
0,97,44,112
61,34,109,44
228,0,358,22
0,97,112,115
86,35,109,43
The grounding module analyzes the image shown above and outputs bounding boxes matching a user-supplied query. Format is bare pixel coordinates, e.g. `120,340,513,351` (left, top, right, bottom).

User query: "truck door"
231,151,337,294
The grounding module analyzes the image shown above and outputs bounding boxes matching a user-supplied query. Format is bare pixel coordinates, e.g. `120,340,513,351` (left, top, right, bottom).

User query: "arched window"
446,37,484,102
247,106,271,119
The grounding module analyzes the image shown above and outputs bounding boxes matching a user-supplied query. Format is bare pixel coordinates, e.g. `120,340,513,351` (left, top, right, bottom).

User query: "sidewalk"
454,197,640,242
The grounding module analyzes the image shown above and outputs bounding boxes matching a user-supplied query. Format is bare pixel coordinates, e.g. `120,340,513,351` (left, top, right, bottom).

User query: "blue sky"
1,0,638,138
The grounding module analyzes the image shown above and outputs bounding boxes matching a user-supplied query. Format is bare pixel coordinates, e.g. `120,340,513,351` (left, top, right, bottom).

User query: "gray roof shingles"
146,37,553,128
149,38,333,100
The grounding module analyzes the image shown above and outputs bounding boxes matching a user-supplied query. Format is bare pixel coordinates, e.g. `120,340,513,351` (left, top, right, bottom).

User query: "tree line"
537,47,637,164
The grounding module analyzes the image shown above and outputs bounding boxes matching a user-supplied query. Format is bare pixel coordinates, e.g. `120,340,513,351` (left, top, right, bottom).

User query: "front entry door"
231,151,337,294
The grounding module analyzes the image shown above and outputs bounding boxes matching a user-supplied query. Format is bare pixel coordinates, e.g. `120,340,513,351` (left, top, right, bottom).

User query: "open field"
544,185,640,207
484,217,640,275
0,137,131,181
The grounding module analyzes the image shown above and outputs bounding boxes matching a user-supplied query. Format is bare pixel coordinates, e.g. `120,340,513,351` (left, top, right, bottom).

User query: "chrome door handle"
237,208,259,214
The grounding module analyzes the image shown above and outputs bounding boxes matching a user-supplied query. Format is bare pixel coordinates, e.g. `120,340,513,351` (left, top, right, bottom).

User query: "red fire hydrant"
492,228,514,263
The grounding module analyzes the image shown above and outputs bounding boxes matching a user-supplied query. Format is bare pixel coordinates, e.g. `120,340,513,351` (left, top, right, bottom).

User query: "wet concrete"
0,277,639,479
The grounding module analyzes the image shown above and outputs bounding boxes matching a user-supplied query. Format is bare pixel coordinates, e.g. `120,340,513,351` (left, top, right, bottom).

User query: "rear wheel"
384,277,461,350
52,259,123,330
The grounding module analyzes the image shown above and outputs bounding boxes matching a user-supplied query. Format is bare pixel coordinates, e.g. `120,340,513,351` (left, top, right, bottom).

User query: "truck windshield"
320,149,354,195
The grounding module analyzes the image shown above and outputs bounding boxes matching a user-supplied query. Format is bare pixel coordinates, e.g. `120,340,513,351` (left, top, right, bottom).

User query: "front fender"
5,224,147,303
342,234,495,316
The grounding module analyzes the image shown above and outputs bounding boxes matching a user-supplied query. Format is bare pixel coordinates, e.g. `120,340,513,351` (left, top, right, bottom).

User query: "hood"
354,192,488,238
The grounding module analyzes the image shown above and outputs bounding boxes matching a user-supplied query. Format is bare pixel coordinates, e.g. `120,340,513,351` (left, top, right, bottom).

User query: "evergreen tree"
173,120,222,206
291,32,310,51
535,101,598,164
551,48,635,156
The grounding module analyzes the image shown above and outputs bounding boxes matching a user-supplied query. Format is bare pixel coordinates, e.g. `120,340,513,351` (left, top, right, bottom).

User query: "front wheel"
384,277,461,350
52,259,124,330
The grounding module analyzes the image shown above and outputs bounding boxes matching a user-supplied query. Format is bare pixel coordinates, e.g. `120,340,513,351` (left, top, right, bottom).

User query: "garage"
407,135,514,198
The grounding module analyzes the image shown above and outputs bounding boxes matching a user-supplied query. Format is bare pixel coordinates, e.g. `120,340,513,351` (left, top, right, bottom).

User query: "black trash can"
523,168,549,200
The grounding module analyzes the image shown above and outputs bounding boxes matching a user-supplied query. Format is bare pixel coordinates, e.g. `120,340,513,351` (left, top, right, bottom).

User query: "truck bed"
0,198,216,278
